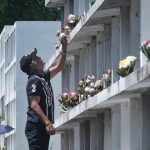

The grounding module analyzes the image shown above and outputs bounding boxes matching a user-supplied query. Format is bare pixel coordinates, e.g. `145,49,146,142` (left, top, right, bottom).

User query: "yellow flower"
119,59,130,69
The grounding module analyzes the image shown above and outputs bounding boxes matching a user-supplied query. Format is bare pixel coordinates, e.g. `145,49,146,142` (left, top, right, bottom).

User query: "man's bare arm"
49,36,67,79
29,96,55,135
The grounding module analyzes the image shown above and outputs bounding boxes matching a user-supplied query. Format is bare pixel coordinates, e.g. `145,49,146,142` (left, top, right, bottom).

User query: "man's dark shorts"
25,121,50,150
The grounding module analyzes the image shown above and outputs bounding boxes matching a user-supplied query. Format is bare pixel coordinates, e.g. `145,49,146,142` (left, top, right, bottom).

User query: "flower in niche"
57,89,79,112
140,40,150,60
117,56,137,77
64,14,80,30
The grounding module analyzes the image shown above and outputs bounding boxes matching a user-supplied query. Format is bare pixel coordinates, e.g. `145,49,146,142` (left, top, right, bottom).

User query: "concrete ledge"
54,62,150,131
67,3,120,51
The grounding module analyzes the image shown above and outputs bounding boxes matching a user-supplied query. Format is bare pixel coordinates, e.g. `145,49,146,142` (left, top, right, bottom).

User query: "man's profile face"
31,56,45,72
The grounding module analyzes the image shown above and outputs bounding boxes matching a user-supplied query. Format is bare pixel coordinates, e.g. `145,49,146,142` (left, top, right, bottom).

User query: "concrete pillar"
84,120,90,150
130,96,142,150
61,131,69,150
111,16,120,83
79,48,85,78
96,31,105,79
90,36,97,76
78,0,86,16
62,64,71,90
120,96,142,150
74,0,79,16
121,100,130,150
120,6,130,59
104,24,111,71
111,104,121,150
140,0,150,66
130,0,140,68
69,129,74,150
80,122,86,150
85,0,90,12
64,0,70,18
74,126,80,150
74,55,80,89
90,118,97,150
70,60,75,91
84,44,91,75
142,92,150,150
104,109,112,150
96,113,104,150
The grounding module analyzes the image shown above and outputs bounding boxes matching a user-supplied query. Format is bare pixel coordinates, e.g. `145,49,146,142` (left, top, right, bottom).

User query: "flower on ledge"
64,14,80,30
140,40,150,60
57,89,79,111
117,56,137,77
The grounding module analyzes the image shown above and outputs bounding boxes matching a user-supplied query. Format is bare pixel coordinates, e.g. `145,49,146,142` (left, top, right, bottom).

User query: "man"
20,36,67,150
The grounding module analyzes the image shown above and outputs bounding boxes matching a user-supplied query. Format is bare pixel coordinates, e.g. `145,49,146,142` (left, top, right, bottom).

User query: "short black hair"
20,48,37,75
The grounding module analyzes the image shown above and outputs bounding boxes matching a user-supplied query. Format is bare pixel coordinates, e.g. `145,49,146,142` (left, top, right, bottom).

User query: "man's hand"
46,123,55,135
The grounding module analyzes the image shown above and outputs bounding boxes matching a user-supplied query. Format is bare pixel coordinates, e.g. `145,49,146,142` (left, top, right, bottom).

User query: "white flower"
103,74,109,79
84,87,90,92
89,88,95,93
85,79,91,83
68,14,76,21
69,20,75,24
90,82,94,87
126,56,137,63
80,95,84,98
79,80,84,86
94,80,102,88
63,93,68,97
91,75,95,79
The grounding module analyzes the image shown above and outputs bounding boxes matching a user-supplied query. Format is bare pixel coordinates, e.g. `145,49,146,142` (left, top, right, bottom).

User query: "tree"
0,0,60,32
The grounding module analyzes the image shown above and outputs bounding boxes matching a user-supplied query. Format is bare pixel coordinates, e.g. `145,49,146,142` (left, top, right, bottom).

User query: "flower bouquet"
55,30,67,49
77,75,96,101
64,14,80,30
101,69,112,89
117,56,137,77
140,40,150,60
57,89,79,111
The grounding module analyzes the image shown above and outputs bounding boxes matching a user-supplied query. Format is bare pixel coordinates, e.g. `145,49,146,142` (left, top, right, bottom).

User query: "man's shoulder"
27,75,42,86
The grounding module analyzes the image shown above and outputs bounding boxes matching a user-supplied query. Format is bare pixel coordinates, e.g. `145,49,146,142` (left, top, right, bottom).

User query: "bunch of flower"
91,0,96,5
77,71,112,102
57,89,79,111
64,14,80,30
55,30,67,49
0,147,6,150
101,69,112,89
77,75,96,101
117,56,137,77
140,40,150,60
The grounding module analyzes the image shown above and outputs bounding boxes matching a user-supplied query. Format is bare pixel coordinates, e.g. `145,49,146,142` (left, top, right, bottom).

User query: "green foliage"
0,0,60,32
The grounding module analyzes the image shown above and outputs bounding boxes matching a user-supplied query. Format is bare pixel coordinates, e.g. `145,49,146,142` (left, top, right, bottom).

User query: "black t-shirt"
26,70,54,123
